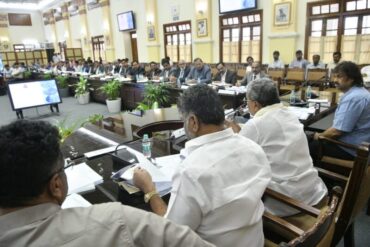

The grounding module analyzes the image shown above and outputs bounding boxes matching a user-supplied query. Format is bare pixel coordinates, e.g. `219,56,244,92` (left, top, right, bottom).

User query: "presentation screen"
7,79,62,110
117,11,135,31
219,0,257,14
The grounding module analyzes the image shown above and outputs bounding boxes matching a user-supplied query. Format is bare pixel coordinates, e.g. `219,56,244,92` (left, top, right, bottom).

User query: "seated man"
170,59,191,84
186,58,212,84
119,58,131,77
228,79,327,216
0,120,214,247
306,54,325,70
327,51,341,77
159,59,172,82
146,61,162,80
268,50,284,69
212,62,237,85
240,62,267,86
11,62,25,80
133,84,271,247
309,61,370,160
129,60,145,79
289,50,309,69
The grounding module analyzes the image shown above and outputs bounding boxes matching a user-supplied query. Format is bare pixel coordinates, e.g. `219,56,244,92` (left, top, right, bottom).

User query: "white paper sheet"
62,193,92,209
65,163,103,195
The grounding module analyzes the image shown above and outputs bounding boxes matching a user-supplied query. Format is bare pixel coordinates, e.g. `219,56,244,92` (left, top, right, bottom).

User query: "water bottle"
177,77,181,88
306,86,312,99
290,90,296,104
142,134,151,158
197,77,201,84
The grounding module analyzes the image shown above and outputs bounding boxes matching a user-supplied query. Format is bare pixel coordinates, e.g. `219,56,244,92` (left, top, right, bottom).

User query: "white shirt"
0,202,214,247
327,61,340,77
240,104,327,216
221,69,227,82
268,59,285,69
165,128,271,247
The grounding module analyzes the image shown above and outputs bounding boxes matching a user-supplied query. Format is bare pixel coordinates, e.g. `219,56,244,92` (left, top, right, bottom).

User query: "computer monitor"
7,79,62,111
117,11,136,31
219,0,257,14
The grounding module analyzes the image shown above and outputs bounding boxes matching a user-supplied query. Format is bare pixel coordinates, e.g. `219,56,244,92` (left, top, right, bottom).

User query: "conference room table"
61,97,335,210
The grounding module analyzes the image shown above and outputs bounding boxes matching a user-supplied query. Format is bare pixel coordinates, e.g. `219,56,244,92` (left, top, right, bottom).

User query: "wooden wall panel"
8,13,32,26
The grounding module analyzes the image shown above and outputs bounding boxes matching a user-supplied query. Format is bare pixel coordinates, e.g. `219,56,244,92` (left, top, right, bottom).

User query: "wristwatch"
144,190,159,203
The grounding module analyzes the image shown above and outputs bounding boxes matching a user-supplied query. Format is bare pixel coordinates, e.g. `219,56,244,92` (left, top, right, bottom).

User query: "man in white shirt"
228,78,327,216
133,84,271,247
289,50,309,69
306,54,326,80
11,63,25,79
0,120,213,247
268,50,284,69
327,51,341,77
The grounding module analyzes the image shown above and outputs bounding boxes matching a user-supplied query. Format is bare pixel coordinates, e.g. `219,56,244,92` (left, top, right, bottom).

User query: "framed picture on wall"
197,19,207,37
274,2,291,26
147,26,156,41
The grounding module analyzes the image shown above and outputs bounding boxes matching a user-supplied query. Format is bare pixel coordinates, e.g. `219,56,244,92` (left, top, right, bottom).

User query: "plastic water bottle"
142,134,151,158
197,77,201,84
290,90,296,104
306,86,312,99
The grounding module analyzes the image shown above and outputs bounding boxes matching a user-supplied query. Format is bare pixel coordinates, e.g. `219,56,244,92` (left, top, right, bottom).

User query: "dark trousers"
309,139,355,161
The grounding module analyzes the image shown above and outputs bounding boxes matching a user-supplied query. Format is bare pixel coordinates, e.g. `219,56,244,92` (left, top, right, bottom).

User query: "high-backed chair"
315,137,370,247
306,68,328,90
268,68,286,81
133,120,183,140
263,187,342,247
285,68,305,86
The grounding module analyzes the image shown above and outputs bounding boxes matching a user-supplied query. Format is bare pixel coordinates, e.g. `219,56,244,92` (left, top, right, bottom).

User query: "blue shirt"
333,86,370,155
186,65,212,84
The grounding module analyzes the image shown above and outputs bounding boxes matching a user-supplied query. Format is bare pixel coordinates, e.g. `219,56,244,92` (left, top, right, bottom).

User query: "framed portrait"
147,25,156,41
197,19,207,37
274,2,291,26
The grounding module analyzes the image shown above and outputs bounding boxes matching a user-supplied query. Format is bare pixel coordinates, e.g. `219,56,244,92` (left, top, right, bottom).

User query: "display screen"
219,0,257,14
117,11,135,31
7,79,62,110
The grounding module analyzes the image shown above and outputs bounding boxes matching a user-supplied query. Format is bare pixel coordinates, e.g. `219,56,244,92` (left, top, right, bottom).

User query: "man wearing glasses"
171,59,191,84
0,120,214,247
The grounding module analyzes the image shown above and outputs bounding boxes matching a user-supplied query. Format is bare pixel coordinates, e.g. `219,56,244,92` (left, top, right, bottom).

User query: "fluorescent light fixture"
0,0,59,10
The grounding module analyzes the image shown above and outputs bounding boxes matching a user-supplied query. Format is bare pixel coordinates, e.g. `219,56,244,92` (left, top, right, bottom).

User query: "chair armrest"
265,188,321,217
316,167,348,183
318,136,359,151
263,212,304,236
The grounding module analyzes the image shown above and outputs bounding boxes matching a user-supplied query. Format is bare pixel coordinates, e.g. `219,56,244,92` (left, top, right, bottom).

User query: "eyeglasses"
44,160,75,183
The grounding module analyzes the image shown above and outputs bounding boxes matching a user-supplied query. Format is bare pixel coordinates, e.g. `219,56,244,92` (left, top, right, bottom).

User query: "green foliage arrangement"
56,75,68,89
99,79,122,100
136,83,170,110
74,76,90,97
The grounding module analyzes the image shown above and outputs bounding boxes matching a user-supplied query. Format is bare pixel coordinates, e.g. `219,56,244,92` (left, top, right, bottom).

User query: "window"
163,21,192,62
220,10,262,63
306,1,370,64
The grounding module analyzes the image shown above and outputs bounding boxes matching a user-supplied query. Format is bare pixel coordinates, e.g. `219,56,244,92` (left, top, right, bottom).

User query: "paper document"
65,162,103,195
287,106,315,120
84,145,127,159
155,154,182,181
62,193,92,209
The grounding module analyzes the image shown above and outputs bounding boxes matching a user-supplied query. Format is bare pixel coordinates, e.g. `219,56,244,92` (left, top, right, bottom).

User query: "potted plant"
75,76,90,104
55,118,82,143
136,83,170,111
99,79,122,113
56,75,69,97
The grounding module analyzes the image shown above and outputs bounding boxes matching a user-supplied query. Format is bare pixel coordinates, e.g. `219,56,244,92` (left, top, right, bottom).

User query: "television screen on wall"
219,0,257,14
7,79,62,110
117,11,136,31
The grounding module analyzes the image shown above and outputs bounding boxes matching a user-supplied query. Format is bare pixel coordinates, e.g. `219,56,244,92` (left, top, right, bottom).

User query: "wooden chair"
306,69,328,90
268,68,285,80
264,187,342,247
285,68,305,86
315,137,370,247
133,120,183,140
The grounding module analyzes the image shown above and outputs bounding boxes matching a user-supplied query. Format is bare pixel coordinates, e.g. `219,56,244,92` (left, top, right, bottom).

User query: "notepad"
65,163,103,195
62,193,92,209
